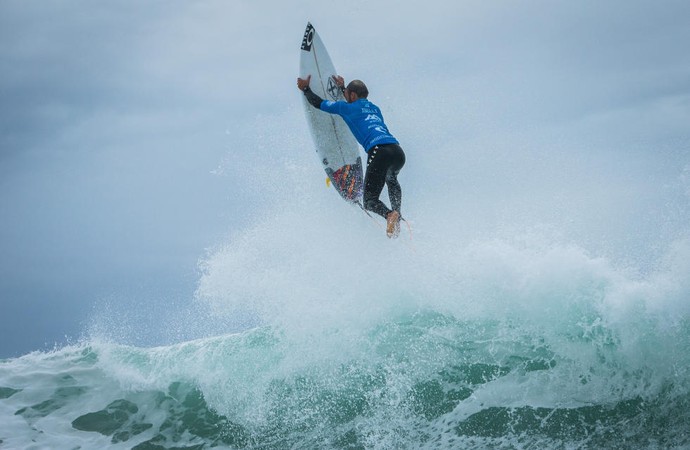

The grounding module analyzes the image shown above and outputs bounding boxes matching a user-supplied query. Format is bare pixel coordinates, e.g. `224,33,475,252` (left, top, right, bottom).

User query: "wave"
2,230,690,448
3,112,690,447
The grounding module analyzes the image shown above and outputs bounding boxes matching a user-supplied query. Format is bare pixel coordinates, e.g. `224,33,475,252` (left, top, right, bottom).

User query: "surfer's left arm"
332,75,346,93
297,75,325,109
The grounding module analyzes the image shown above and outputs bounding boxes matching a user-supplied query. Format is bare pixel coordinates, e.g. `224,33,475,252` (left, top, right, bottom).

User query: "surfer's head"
345,80,368,101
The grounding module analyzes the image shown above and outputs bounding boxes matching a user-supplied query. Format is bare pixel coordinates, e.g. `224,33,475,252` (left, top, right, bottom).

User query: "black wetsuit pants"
364,143,406,219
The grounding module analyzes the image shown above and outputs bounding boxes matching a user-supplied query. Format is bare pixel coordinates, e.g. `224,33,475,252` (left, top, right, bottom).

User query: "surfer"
297,74,406,238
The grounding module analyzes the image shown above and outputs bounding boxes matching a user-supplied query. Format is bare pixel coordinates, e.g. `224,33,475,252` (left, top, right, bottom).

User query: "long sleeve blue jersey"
319,98,399,152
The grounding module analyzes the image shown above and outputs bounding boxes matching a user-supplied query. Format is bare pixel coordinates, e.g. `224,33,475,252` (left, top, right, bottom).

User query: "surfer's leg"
384,170,402,238
386,169,402,213
364,148,392,219
364,169,390,218
385,145,406,214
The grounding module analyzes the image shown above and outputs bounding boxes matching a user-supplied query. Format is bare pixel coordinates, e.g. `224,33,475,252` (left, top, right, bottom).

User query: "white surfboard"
299,22,363,203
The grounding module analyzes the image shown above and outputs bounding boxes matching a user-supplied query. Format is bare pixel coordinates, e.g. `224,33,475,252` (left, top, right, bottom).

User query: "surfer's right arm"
303,87,324,109
297,75,325,109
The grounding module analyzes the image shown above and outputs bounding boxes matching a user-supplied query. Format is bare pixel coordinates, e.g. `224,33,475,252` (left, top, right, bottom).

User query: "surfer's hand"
332,75,345,87
297,75,311,91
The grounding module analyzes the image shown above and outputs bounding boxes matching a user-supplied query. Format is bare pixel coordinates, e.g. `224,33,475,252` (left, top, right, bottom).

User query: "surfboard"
299,22,363,203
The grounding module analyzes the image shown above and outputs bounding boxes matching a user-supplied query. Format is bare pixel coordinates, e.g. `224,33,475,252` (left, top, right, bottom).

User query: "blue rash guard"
319,98,399,152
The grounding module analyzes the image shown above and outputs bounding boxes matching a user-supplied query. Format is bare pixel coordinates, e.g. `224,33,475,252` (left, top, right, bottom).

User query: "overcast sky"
1,0,689,357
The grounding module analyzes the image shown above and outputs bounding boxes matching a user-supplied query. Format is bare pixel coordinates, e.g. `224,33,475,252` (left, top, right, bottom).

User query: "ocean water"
2,98,690,448
2,188,690,449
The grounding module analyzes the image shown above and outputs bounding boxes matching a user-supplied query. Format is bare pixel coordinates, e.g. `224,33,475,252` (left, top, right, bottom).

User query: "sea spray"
4,111,690,448
3,186,690,448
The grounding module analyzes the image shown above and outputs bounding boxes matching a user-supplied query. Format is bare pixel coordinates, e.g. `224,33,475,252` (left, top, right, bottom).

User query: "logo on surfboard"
326,77,341,100
301,23,315,51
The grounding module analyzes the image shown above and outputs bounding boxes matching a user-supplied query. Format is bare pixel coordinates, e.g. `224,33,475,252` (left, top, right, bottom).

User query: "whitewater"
3,105,690,448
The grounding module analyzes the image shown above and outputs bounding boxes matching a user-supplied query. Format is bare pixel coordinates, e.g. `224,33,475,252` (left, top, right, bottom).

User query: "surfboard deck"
299,22,363,203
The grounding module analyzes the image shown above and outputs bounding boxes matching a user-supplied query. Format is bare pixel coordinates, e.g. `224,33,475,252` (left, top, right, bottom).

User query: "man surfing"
297,74,406,238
